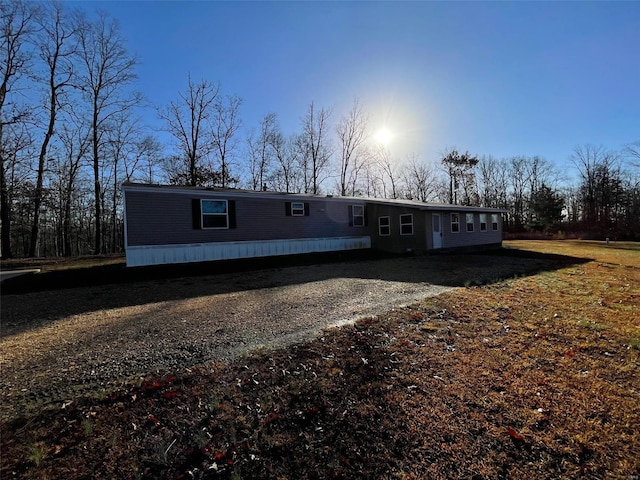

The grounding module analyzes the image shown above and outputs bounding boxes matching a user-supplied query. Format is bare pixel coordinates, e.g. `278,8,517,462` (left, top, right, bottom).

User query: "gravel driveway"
1,252,549,421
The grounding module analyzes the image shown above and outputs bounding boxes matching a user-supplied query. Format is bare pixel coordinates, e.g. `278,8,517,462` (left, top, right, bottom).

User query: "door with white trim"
432,213,442,249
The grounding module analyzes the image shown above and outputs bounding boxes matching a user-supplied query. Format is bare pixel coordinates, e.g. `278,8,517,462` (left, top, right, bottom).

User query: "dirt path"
1,252,559,421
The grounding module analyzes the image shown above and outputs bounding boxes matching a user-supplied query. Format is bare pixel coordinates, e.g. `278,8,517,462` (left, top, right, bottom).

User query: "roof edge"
121,182,507,213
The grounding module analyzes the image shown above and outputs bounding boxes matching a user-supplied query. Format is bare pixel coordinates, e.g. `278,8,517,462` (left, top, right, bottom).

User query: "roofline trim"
122,182,507,213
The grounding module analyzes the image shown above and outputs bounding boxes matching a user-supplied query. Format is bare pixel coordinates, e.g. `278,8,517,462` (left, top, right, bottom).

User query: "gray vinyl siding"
125,189,362,247
123,184,503,258
368,204,427,254
441,211,502,249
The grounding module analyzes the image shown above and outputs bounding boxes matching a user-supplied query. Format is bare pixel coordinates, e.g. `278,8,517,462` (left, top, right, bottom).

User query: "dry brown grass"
1,240,639,479
1,254,125,272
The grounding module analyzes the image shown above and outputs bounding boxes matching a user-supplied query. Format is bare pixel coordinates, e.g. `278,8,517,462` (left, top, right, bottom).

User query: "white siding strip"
125,236,372,267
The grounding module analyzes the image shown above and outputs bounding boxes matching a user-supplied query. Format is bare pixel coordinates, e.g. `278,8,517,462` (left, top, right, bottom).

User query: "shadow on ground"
1,248,589,337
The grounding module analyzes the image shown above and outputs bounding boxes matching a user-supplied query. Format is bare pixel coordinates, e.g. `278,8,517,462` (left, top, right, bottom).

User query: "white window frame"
480,213,487,232
400,214,414,235
466,213,474,232
451,213,460,233
352,205,365,227
378,216,391,236
291,202,305,216
201,199,229,229
491,213,499,231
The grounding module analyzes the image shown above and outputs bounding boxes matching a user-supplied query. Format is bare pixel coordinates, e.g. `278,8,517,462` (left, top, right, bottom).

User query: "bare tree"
336,99,368,196
401,154,439,202
75,11,138,254
1,123,33,257
128,134,163,184
571,144,619,227
211,93,242,187
624,140,640,168
270,131,303,193
563,185,581,224
527,155,559,192
0,0,33,118
571,144,604,226
374,145,401,199
1,0,35,258
477,155,502,208
363,156,386,198
159,74,218,186
247,112,276,190
508,156,530,230
291,132,312,193
300,101,332,194
54,110,91,256
105,111,145,251
29,1,76,257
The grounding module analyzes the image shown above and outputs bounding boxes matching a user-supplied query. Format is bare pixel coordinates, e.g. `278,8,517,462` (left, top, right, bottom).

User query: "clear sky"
75,0,639,171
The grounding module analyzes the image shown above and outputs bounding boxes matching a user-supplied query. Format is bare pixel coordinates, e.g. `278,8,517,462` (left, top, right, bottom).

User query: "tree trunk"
0,155,12,259
29,84,57,257
93,99,102,255
112,167,117,253
63,191,72,256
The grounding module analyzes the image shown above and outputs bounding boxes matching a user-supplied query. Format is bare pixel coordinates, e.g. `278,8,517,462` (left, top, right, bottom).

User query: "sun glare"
375,127,393,146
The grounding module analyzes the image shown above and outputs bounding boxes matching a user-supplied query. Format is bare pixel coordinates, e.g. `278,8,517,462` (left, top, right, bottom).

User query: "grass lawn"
1,240,639,479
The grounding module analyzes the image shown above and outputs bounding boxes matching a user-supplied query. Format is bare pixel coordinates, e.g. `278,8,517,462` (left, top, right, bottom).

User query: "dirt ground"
1,250,561,423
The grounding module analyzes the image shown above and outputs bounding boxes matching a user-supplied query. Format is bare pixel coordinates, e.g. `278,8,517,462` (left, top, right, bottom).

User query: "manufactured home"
122,183,504,267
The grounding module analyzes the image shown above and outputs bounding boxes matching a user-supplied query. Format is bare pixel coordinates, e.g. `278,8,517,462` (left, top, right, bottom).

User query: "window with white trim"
480,213,487,232
285,201,309,217
378,216,390,236
491,213,499,231
466,213,474,232
201,199,228,229
291,202,305,216
400,214,413,235
451,213,460,233
352,205,365,227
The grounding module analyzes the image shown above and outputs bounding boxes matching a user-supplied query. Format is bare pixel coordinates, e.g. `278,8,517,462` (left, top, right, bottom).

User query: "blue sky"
77,0,639,171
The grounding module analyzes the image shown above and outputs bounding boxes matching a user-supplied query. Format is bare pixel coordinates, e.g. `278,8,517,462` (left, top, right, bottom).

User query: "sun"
374,127,393,146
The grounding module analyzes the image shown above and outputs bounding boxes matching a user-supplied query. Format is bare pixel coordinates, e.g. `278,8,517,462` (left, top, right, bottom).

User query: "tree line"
2,1,639,258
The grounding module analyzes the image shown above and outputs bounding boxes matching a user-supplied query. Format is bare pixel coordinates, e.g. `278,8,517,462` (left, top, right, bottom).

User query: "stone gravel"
1,252,546,422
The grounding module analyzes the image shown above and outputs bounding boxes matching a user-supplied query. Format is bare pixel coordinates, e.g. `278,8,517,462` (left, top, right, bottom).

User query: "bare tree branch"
336,99,368,196
159,74,219,186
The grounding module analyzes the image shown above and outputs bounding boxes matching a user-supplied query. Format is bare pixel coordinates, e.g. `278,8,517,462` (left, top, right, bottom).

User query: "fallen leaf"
507,427,524,441
262,412,281,425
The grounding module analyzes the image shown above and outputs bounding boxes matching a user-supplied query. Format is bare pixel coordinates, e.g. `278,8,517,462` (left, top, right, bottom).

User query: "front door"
432,213,442,249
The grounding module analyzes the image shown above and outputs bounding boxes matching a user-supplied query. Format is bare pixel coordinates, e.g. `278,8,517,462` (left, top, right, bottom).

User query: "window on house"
285,201,309,216
480,214,487,232
466,213,474,232
291,202,305,216
451,213,460,233
491,213,499,231
352,205,365,227
202,199,228,229
400,214,413,235
379,216,390,236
